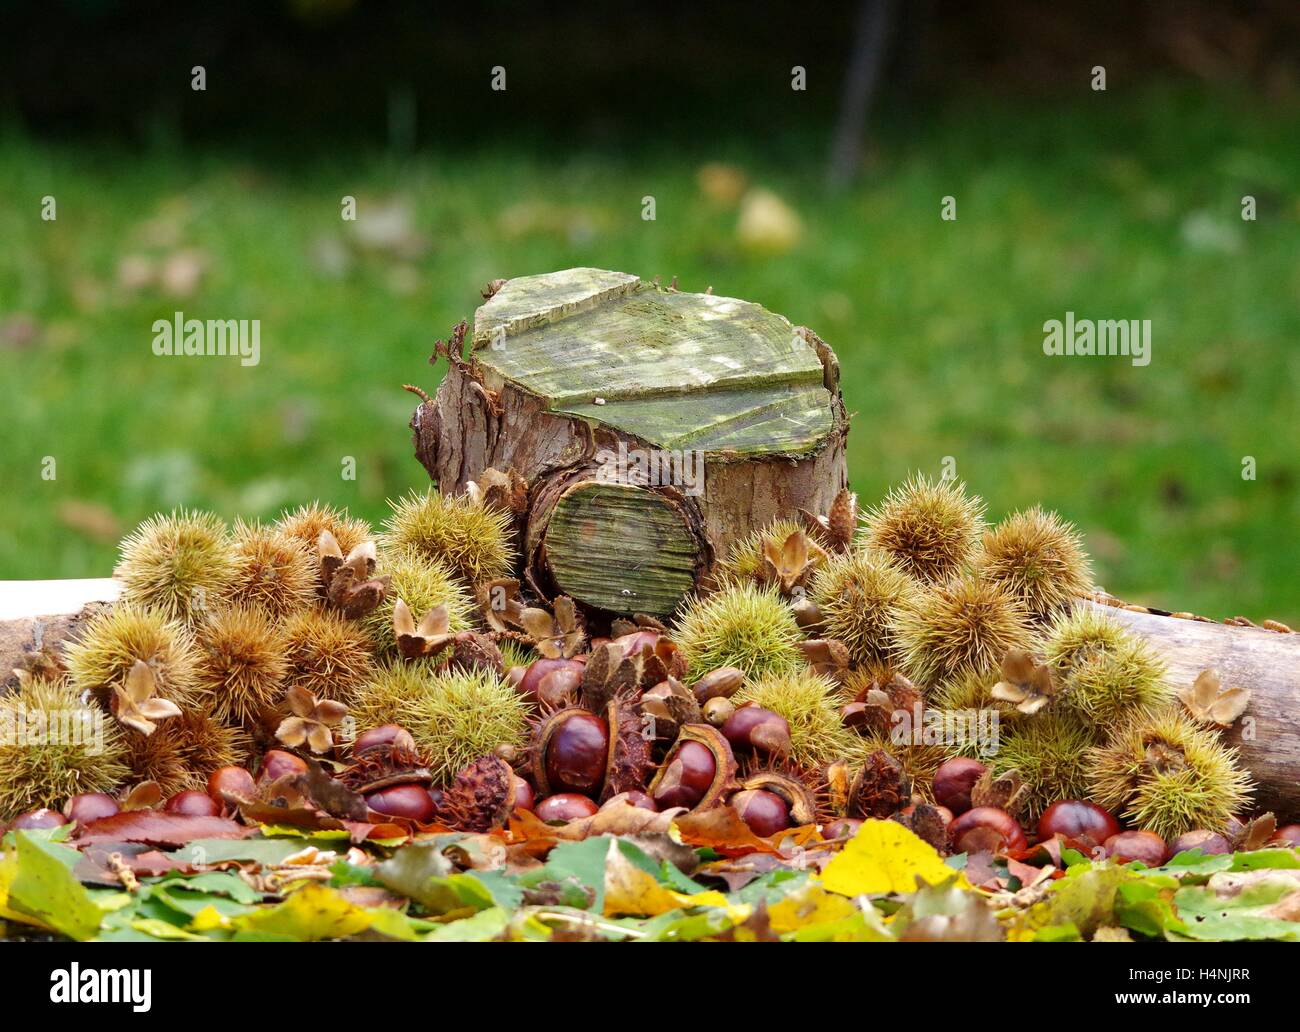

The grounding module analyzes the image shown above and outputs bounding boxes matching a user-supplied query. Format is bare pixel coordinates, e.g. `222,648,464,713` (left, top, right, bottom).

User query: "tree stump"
410,268,850,616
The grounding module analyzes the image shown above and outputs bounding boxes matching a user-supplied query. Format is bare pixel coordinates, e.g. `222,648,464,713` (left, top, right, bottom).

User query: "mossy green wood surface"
543,483,698,615
473,269,833,457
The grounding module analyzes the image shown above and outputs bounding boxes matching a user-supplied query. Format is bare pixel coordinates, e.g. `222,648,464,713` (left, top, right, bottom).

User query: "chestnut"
11,808,69,830
703,697,735,728
365,783,437,823
510,776,535,813
1168,829,1234,857
949,806,1027,854
731,788,791,838
1037,800,1120,848
721,705,792,758
535,793,600,823
206,765,256,805
652,740,717,809
353,724,413,755
543,711,610,796
822,817,864,841
260,749,309,782
1104,830,1168,866
164,791,222,817
1270,824,1300,848
613,629,661,657
64,792,121,825
932,757,987,815
601,790,657,812
512,658,585,706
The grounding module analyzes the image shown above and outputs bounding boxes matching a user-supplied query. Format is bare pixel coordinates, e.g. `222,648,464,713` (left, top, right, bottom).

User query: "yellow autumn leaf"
602,840,742,919
0,852,55,932
767,882,891,940
225,883,376,941
818,819,966,897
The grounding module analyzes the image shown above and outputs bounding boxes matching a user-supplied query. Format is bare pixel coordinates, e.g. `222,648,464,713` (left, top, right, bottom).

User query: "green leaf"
1115,877,1186,938
173,837,317,866
424,906,512,942
377,843,494,916
1173,877,1300,941
8,832,102,941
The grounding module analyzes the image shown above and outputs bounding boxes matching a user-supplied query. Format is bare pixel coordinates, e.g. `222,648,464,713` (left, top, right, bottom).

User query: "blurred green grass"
2,89,1297,621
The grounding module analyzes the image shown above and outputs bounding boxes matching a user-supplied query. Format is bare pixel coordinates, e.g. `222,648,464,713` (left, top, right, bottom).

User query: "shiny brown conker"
260,749,309,782
1270,824,1300,847
613,630,661,656
535,793,600,823
1168,829,1234,857
932,757,987,815
63,792,120,825
353,724,412,755
11,808,69,830
652,740,717,809
206,765,256,805
601,790,657,812
822,817,864,841
721,705,791,757
512,658,586,706
948,806,1027,853
1037,800,1121,848
365,783,438,823
164,791,222,817
510,776,535,813
731,788,791,838
1104,830,1168,866
544,711,610,796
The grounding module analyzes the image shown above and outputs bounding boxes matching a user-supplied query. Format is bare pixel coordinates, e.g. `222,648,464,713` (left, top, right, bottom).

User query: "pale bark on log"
0,579,120,691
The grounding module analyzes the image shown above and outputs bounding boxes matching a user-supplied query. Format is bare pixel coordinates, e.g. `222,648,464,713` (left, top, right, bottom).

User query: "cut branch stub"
411,268,849,616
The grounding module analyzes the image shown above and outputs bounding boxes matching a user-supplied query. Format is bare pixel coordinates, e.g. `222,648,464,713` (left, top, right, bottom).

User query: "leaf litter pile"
2,476,1298,942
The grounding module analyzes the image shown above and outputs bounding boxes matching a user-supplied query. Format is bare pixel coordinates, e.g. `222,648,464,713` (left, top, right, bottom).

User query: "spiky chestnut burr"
113,509,238,622
990,712,1098,822
808,548,923,669
1085,707,1253,842
437,754,522,831
275,502,373,557
351,661,433,733
223,520,317,618
122,704,251,798
381,487,515,587
0,675,130,820
281,608,374,703
65,603,201,710
674,583,803,680
361,547,474,659
734,669,860,768
712,518,804,587
1042,606,1172,725
862,474,984,584
395,667,529,784
890,574,1033,688
974,507,1093,620
192,604,288,726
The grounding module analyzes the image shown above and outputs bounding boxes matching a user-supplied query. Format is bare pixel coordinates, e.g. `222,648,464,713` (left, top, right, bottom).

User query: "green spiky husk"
862,474,984,583
675,583,804,680
734,669,860,767
890,574,1034,689
975,506,1093,619
223,520,316,618
0,676,130,819
349,660,434,734
1043,606,1172,726
1085,707,1253,841
362,546,474,658
382,487,515,587
989,711,1099,822
281,608,375,703
193,604,289,726
123,704,251,798
114,509,237,623
809,548,924,668
395,668,530,784
275,502,373,556
713,518,804,586
65,603,201,709
497,638,537,675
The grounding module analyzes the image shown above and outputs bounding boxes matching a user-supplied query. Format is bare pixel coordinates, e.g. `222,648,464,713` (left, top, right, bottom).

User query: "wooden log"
410,268,850,616
1084,599,1300,817
0,579,120,689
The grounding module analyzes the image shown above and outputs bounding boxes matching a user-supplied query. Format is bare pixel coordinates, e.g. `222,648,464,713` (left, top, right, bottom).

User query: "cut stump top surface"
472,268,835,457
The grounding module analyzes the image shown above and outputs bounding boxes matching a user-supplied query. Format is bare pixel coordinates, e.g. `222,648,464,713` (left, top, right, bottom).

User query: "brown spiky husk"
437,754,517,831
123,705,251,798
975,506,1093,619
65,603,202,710
602,695,655,801
193,604,289,726
275,502,373,556
281,607,374,703
809,548,924,669
862,474,984,583
225,520,317,618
